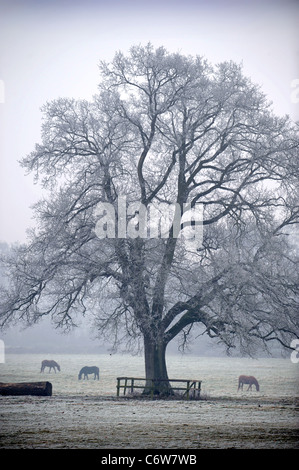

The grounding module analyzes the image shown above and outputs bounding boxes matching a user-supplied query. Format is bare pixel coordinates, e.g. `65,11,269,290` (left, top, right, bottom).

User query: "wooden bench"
116,377,201,399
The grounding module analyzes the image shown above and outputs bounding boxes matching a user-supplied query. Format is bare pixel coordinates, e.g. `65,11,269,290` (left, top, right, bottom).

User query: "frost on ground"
0,395,298,449
0,354,298,449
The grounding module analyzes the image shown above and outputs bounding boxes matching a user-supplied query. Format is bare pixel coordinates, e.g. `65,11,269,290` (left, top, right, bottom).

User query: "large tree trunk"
143,334,172,396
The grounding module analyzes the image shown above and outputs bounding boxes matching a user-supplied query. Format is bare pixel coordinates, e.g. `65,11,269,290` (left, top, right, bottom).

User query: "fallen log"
0,381,52,396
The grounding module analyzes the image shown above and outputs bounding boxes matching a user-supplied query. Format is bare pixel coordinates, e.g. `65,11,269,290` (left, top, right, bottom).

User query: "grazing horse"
238,375,259,391
41,359,61,373
78,366,99,380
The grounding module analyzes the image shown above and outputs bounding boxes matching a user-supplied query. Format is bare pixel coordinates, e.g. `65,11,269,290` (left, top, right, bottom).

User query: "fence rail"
116,377,201,400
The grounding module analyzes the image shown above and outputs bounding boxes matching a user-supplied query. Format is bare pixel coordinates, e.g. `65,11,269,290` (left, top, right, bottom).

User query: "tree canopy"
1,44,299,388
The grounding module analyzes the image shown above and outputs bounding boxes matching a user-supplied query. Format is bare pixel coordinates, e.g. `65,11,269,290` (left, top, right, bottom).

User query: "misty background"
0,0,298,355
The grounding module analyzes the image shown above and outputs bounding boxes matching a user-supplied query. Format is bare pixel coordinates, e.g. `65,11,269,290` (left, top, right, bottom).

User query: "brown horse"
238,375,259,391
41,359,61,373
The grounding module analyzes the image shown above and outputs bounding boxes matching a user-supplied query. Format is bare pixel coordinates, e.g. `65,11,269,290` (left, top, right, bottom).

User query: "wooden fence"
116,377,201,400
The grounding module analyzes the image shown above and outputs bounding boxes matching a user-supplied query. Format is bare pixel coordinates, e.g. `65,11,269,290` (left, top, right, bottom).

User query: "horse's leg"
247,384,252,391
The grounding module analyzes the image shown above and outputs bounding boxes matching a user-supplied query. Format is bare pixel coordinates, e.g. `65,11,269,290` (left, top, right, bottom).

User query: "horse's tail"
78,368,83,380
41,361,44,373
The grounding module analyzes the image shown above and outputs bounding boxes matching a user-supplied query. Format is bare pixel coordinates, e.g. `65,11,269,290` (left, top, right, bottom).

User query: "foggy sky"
0,0,298,244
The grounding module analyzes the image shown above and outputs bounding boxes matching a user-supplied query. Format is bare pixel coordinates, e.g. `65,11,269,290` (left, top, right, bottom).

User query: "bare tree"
1,44,298,394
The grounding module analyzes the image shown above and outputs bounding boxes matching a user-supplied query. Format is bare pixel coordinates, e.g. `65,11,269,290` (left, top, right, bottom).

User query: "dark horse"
238,375,260,391
41,359,61,373
78,366,99,380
